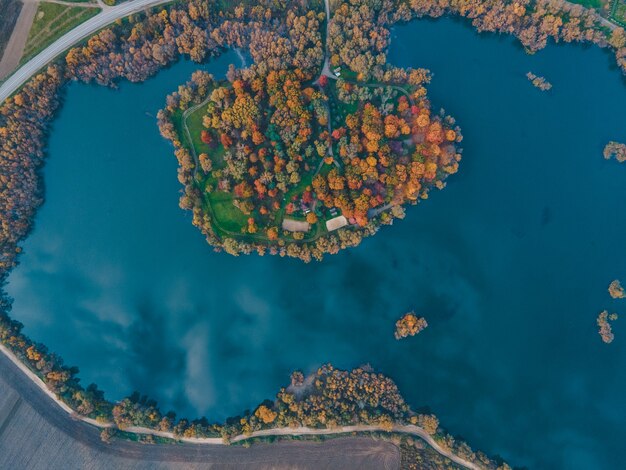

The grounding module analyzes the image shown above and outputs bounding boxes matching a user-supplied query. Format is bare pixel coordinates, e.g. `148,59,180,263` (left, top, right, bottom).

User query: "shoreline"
0,341,480,469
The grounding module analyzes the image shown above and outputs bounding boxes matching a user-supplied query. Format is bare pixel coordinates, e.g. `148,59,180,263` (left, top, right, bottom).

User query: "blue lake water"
6,18,626,469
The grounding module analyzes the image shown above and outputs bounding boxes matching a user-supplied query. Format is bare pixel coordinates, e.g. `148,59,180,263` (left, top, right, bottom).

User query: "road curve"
0,0,175,104
0,342,480,469
0,345,403,469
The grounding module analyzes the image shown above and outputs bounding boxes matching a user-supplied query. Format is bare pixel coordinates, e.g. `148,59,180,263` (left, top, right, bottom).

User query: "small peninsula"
159,69,460,260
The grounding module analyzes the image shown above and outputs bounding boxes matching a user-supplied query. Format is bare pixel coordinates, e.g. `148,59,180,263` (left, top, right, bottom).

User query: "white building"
325,215,348,232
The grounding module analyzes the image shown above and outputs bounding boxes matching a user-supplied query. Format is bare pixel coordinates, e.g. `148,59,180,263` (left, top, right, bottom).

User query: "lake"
6,18,626,469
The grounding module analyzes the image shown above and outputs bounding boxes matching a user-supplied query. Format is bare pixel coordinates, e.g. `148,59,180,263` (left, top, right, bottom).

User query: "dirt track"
0,0,38,80
0,0,23,59
0,351,400,469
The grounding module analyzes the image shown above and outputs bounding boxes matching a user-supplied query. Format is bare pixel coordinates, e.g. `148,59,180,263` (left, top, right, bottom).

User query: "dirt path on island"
0,0,38,80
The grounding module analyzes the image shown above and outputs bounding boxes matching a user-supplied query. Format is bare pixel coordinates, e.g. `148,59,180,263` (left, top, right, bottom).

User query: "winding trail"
0,342,481,469
0,348,400,469
0,0,174,103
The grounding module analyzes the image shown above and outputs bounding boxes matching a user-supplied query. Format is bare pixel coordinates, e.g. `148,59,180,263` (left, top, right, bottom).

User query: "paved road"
0,0,174,103
321,0,333,79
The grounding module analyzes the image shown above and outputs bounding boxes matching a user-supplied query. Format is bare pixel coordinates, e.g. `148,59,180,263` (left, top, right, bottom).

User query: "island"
157,1,462,261
526,71,552,91
597,310,618,343
608,279,626,298
395,312,429,340
603,141,626,162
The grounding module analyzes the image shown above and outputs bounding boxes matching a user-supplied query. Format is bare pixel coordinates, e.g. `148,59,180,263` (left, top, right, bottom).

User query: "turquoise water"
6,19,626,469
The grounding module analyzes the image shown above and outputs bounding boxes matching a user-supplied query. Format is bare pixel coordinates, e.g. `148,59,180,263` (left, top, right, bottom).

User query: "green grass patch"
328,80,358,124
185,103,211,152
335,67,358,82
568,0,606,9
22,2,100,63
170,110,185,141
184,103,228,168
208,191,249,233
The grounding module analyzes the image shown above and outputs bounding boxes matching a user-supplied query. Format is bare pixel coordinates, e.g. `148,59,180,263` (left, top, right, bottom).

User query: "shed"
325,215,348,232
282,219,310,232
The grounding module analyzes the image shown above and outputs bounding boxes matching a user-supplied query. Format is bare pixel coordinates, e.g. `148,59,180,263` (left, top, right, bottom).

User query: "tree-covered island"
158,1,462,261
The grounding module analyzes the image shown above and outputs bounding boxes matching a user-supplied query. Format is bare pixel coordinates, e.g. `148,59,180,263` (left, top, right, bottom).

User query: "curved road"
0,342,479,469
0,0,176,103
0,346,403,469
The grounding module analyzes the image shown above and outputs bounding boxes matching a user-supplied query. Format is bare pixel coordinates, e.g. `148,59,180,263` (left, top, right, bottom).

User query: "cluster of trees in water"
526,71,552,91
598,279,624,343
395,312,429,339
597,310,618,343
604,141,626,162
